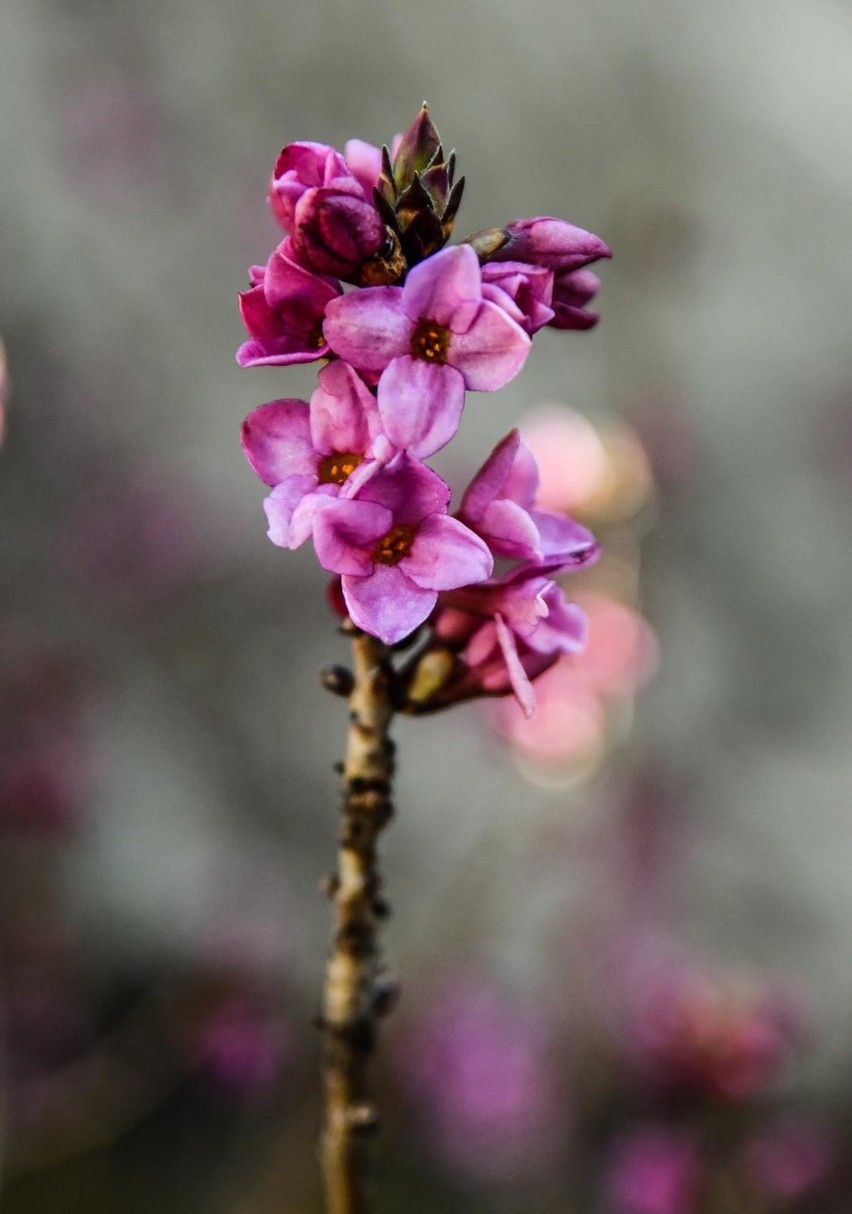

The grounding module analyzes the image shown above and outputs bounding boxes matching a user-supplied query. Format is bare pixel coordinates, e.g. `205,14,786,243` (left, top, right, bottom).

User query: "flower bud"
290,187,386,280
493,216,611,272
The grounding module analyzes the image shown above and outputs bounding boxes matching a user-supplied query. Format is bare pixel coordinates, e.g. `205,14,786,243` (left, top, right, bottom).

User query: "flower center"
317,451,363,485
372,523,416,566
410,318,450,363
310,323,326,349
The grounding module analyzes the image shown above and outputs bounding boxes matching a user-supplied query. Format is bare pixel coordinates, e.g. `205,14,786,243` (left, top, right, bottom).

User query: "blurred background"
2,0,852,1209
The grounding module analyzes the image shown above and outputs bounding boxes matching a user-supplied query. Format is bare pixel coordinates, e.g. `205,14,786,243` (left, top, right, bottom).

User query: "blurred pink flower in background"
64,478,207,610
0,652,92,837
627,968,799,1105
190,994,294,1100
0,338,7,449
397,978,563,1181
605,1126,702,1214
745,1117,835,1204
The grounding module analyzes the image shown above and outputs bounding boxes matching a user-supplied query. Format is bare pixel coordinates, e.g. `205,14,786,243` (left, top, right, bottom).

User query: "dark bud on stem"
322,665,355,696
374,104,466,269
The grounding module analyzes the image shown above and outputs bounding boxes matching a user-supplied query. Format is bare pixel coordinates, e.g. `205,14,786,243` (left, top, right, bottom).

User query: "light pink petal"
478,499,541,559
502,440,540,508
402,244,483,333
263,475,318,548
404,515,493,591
310,361,381,455
323,288,411,372
344,138,383,193
376,358,464,459
449,301,531,391
460,430,522,521
530,512,600,567
312,498,391,576
288,483,342,548
495,614,537,717
342,565,437,645
526,592,587,656
241,399,313,485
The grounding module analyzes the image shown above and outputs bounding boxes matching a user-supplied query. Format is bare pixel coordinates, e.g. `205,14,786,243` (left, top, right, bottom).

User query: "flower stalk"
320,622,397,1214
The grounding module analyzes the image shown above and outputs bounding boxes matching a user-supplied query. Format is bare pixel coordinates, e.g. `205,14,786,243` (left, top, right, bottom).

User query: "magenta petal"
404,515,493,591
376,358,465,459
310,361,381,455
312,498,391,576
236,337,329,368
323,288,411,372
264,475,318,548
460,430,522,521
342,565,437,645
241,399,313,485
402,244,482,333
449,301,531,391
495,614,537,717
526,590,586,655
358,453,450,524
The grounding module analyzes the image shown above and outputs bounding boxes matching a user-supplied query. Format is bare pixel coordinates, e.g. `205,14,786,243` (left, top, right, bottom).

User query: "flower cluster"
238,106,609,712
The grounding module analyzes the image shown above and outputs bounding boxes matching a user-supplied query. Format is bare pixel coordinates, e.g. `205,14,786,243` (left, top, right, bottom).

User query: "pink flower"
398,978,562,1181
311,454,493,644
237,247,341,368
191,996,293,1098
605,1127,702,1214
242,362,388,548
323,244,532,433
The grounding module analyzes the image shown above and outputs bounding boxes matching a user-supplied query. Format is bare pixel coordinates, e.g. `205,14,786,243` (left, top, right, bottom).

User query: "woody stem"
320,624,396,1214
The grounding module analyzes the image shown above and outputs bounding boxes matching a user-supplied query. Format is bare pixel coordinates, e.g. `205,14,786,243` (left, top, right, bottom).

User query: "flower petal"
460,430,522,521
401,244,482,333
323,288,411,372
376,358,465,459
264,475,318,547
310,361,382,455
241,399,313,485
342,565,437,645
358,453,450,525
312,498,391,576
404,515,493,591
495,614,537,717
449,301,531,391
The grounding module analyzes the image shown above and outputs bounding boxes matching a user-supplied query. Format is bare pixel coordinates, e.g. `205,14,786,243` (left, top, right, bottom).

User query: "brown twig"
320,624,397,1214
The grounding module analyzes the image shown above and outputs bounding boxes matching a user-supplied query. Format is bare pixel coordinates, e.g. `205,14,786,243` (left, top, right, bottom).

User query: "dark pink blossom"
192,996,293,1098
311,454,493,644
237,247,341,368
242,362,388,549
269,141,358,231
323,244,532,431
